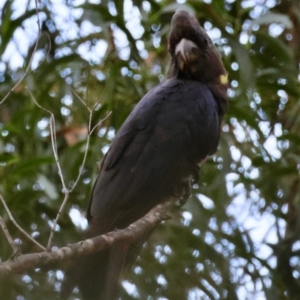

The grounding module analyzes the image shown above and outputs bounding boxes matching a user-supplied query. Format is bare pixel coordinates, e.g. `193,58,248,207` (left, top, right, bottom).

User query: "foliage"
0,0,300,299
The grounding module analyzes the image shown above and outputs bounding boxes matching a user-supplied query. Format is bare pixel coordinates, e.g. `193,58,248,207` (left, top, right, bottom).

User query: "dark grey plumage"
62,10,228,300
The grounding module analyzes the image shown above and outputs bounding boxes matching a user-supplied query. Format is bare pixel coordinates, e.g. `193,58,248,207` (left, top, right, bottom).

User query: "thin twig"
45,92,111,248
70,110,112,192
70,84,107,113
90,111,112,135
29,92,68,249
0,216,18,254
70,87,88,108
46,110,111,248
46,192,70,249
0,194,46,251
0,0,46,106
30,92,67,192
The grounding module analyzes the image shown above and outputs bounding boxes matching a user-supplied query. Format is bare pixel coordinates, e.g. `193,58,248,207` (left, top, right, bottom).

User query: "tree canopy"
0,0,300,299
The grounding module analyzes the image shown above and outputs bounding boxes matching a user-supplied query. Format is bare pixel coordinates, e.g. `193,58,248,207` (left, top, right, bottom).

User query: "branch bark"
0,201,173,278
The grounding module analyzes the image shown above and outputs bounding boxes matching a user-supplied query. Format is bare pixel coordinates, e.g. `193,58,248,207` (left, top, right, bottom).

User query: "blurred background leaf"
1,0,300,299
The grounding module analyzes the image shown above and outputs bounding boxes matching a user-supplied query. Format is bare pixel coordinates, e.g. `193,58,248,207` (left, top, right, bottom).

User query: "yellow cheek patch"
219,74,228,85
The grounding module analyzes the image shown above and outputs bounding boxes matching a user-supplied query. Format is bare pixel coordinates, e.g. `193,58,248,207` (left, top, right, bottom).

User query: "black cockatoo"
62,10,228,300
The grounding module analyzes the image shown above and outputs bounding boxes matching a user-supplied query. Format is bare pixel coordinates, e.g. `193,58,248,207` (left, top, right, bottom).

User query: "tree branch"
0,200,173,278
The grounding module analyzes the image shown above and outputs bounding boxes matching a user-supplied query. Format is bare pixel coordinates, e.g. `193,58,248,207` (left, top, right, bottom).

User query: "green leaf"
228,38,255,90
0,8,38,55
6,156,54,176
252,13,293,29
